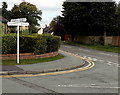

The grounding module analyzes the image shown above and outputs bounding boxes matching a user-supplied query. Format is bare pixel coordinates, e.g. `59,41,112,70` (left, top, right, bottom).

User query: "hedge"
2,33,61,54
42,34,61,53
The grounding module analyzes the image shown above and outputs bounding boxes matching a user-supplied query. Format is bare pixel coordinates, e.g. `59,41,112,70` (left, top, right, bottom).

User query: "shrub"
2,33,17,54
20,35,35,53
19,35,47,54
20,30,29,35
33,35,47,54
42,34,61,53
2,33,61,54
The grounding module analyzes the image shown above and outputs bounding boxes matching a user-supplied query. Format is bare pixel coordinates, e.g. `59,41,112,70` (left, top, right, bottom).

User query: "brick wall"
0,52,58,60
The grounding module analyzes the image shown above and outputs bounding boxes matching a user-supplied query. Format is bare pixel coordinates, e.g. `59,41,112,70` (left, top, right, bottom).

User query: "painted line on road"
1,50,95,78
64,46,72,48
57,84,120,89
78,49,90,52
99,52,118,57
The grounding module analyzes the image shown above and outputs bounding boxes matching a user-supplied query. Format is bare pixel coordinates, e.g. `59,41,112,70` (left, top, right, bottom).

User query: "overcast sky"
0,0,119,28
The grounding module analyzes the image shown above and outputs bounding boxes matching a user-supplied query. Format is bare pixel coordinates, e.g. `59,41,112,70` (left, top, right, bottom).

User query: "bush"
33,35,47,54
20,35,47,54
42,34,61,53
2,33,61,54
2,33,17,54
20,30,29,35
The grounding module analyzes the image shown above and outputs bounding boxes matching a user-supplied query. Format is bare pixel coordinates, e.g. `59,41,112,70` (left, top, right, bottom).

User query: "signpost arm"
17,25,20,64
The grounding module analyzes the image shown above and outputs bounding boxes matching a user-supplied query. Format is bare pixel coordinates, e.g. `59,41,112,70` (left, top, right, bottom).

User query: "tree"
62,2,116,41
115,2,120,35
90,2,116,36
49,16,65,40
2,2,12,20
11,2,42,33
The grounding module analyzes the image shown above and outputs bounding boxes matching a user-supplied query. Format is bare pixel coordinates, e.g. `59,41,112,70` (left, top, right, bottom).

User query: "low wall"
0,52,58,60
105,36,120,46
74,35,120,46
74,36,102,45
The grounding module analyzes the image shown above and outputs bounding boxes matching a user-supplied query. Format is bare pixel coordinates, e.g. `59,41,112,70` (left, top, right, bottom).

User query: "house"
0,15,8,34
38,28,43,34
43,25,54,35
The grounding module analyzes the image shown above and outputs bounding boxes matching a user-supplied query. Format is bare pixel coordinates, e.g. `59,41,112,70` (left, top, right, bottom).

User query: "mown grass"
2,54,64,66
63,41,120,53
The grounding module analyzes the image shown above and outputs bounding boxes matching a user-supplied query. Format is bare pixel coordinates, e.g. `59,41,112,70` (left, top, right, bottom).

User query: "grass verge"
2,54,64,66
63,41,120,53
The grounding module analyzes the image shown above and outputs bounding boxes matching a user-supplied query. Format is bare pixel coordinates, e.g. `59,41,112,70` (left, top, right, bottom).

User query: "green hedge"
2,33,17,54
42,34,61,53
2,33,61,54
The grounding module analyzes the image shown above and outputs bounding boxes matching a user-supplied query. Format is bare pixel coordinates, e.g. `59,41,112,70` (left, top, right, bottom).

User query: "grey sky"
0,0,119,28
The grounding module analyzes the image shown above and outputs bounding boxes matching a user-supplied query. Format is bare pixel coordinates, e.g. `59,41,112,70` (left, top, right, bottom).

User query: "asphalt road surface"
2,44,119,94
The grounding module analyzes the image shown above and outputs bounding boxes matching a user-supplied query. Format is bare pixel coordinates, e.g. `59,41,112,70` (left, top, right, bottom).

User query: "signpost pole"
17,25,19,64
7,18,29,64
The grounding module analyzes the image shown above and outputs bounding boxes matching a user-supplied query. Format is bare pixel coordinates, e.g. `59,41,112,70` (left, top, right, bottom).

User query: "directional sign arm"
7,22,29,26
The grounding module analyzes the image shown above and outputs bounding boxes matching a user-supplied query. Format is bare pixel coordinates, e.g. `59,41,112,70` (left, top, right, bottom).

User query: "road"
2,44,119,94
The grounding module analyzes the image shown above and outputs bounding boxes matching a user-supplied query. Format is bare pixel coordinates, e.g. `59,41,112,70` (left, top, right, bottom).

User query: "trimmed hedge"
2,33,17,54
42,34,61,53
2,33,61,54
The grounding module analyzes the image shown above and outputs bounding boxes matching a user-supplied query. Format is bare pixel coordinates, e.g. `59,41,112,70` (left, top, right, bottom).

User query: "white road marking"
106,61,113,65
57,85,119,89
83,56,87,58
99,59,104,62
91,58,98,61
79,49,90,52
86,57,98,61
107,63,112,65
81,55,118,67
99,53,118,57
107,61,113,64
116,64,120,68
87,57,93,60
64,46,71,48
106,61,119,67
114,55,118,57
57,83,119,89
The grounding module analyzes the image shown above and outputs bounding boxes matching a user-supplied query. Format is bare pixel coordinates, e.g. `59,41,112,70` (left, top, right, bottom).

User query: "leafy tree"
49,16,65,40
2,2,12,20
62,2,116,41
90,2,116,36
11,2,42,33
115,2,120,35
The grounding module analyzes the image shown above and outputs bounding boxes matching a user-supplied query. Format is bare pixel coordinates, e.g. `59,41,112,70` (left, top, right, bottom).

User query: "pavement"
0,50,87,75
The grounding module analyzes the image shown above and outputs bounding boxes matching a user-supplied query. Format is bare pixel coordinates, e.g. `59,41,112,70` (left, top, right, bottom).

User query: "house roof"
0,15,8,23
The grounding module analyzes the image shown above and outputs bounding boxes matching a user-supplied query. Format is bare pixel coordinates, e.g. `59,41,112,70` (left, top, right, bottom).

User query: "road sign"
7,18,29,64
11,18,27,22
7,22,20,26
8,22,29,26
20,22,29,26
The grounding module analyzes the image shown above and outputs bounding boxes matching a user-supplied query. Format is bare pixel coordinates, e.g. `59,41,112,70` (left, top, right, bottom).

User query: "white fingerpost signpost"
7,18,29,64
